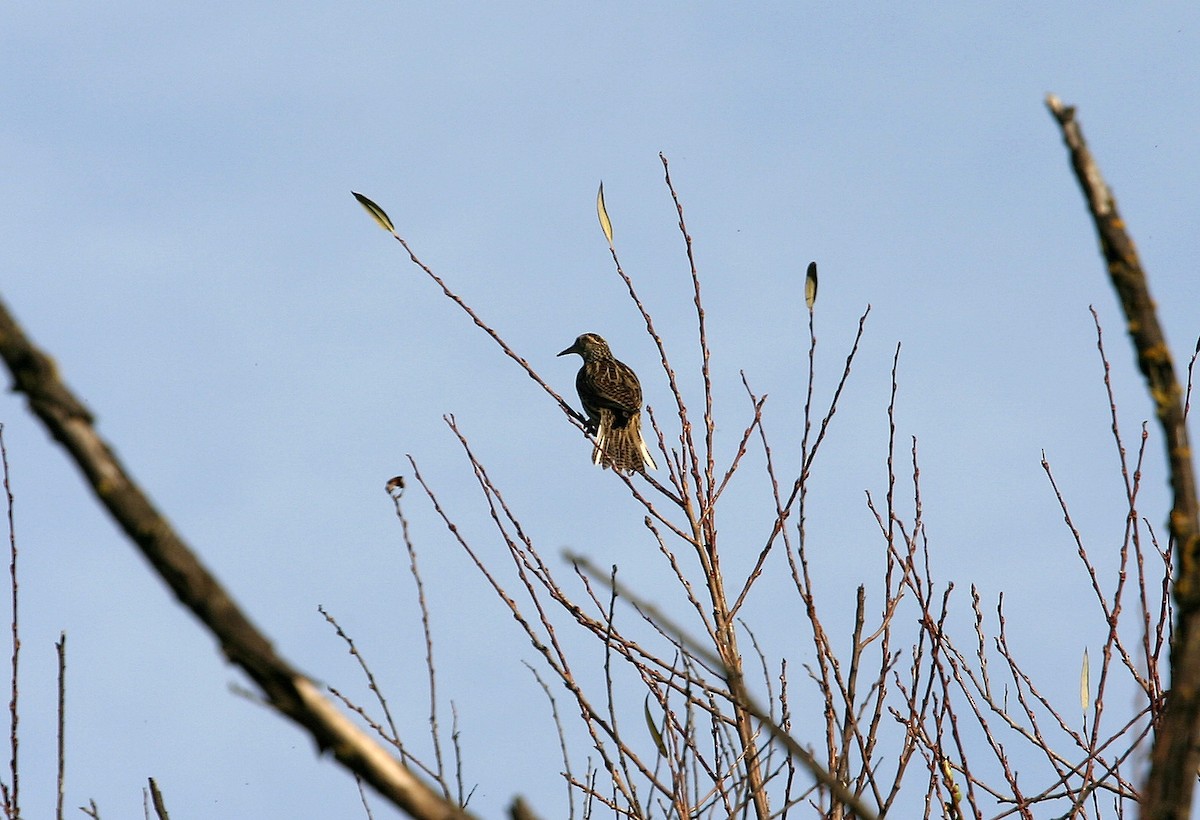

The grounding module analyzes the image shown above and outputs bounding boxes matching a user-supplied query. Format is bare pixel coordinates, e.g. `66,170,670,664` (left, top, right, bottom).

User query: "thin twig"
390,486,449,795
0,426,16,820
56,632,66,820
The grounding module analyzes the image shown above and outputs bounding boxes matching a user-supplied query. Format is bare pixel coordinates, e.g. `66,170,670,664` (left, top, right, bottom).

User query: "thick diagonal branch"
0,296,473,820
1046,93,1199,820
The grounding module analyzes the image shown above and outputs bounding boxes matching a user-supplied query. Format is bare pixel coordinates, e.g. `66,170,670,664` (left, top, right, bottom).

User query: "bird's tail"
594,414,657,474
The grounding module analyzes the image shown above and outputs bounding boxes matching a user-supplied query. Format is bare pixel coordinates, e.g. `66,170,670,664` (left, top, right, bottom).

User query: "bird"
557,333,658,474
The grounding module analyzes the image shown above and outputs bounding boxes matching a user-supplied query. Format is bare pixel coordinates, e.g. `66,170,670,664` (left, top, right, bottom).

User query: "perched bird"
558,333,657,474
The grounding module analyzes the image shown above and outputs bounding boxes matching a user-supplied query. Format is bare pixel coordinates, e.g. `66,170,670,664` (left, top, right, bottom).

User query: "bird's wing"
585,358,643,417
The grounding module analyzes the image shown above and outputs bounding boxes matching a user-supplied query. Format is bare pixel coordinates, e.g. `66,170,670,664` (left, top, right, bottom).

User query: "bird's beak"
557,344,577,357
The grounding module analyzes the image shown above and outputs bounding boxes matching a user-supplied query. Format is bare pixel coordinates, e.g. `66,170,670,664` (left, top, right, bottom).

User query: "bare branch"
0,297,474,820
1046,93,1200,819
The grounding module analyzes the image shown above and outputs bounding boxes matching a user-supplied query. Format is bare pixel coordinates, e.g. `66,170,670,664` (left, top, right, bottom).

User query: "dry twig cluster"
0,98,1192,819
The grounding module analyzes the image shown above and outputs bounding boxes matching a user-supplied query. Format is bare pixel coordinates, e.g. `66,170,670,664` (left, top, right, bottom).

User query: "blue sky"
3,3,1199,817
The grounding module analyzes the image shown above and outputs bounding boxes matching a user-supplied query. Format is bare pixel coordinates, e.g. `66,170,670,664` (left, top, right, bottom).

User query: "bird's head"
557,332,610,360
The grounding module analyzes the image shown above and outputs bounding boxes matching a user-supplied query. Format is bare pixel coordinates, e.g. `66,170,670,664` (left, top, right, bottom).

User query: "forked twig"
567,552,881,820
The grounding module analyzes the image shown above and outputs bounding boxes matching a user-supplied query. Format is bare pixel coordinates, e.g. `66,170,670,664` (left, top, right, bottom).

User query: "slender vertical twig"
393,483,448,796
0,426,17,820
659,154,716,510
56,632,66,820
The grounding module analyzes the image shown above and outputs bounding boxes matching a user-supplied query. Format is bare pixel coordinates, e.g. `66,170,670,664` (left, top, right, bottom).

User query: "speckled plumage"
558,333,657,474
